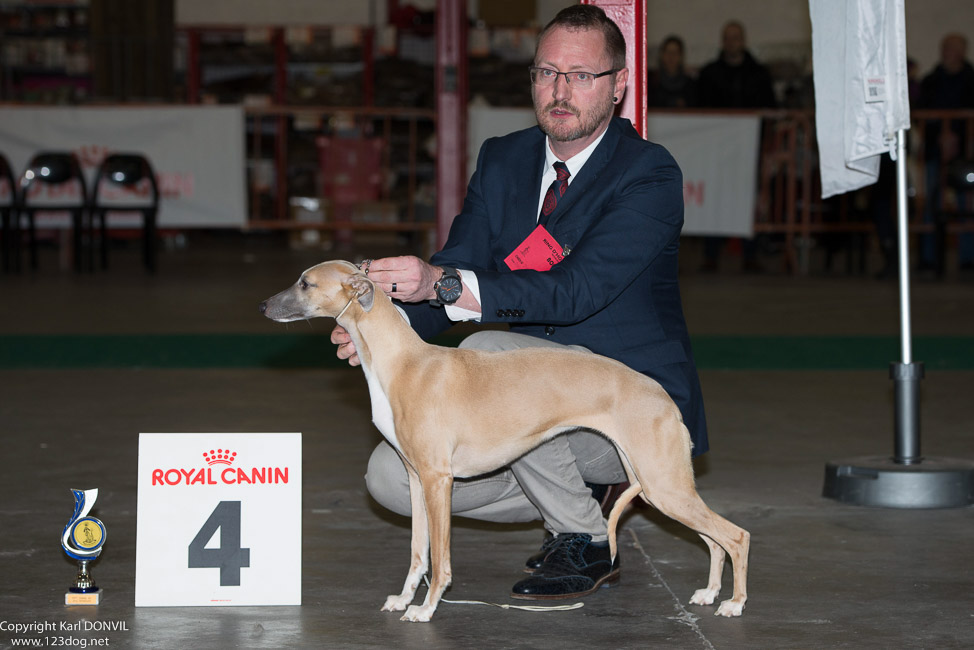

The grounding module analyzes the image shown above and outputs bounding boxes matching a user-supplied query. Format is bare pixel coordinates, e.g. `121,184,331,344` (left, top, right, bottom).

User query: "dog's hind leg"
645,483,749,617
623,419,750,617
689,534,726,606
382,463,430,613
401,471,454,622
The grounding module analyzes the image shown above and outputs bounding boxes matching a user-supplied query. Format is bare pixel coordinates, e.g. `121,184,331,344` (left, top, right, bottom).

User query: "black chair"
89,153,159,273
935,159,974,278
0,153,17,273
17,151,88,272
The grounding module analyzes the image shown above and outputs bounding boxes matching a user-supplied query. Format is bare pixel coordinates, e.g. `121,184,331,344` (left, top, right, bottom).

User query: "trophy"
62,488,107,605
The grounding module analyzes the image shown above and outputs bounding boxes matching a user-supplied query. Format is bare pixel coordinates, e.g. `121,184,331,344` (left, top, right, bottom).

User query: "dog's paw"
715,598,745,617
690,587,720,606
381,594,411,612
400,604,435,623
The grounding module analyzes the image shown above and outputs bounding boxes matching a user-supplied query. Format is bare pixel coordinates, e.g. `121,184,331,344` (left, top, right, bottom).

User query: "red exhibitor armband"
504,224,566,271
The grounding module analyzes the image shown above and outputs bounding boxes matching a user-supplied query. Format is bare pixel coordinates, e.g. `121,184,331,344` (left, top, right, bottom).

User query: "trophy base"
66,588,100,606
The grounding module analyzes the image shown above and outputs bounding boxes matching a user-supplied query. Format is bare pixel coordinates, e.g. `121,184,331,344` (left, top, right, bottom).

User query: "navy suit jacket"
402,117,709,454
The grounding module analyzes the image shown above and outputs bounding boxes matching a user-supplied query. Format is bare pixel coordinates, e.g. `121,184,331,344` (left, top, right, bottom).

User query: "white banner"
647,114,760,237
0,106,246,227
468,109,759,238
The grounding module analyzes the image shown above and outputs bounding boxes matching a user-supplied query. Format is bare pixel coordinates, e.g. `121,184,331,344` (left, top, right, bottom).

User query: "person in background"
696,20,776,272
648,35,696,108
697,20,776,110
917,33,974,276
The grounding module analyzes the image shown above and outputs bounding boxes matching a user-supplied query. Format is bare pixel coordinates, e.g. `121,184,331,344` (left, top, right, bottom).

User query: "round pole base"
823,456,974,508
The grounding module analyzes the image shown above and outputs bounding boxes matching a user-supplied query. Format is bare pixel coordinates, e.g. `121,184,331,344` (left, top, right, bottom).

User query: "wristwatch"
430,267,463,306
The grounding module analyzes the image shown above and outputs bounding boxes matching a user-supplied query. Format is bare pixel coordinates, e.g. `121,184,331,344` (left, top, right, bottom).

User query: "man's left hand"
365,256,440,303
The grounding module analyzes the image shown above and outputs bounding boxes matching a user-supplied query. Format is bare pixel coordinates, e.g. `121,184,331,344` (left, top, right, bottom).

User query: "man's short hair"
537,4,627,71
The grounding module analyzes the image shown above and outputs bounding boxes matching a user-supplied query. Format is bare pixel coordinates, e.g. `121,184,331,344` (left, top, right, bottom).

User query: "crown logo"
203,449,237,466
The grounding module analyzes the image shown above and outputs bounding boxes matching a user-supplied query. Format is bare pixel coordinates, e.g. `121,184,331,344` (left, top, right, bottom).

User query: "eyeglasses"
529,66,619,90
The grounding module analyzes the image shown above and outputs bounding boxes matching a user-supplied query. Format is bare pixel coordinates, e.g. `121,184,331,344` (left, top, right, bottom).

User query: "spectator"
696,21,776,272
697,21,776,109
648,35,696,108
918,33,974,275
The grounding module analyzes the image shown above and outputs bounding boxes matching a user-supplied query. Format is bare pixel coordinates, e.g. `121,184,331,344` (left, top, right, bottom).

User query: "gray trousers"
364,330,628,542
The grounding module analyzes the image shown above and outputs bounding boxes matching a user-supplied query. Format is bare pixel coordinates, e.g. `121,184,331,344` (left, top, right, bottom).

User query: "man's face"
532,26,624,145
722,23,745,60
660,41,683,76
941,34,967,74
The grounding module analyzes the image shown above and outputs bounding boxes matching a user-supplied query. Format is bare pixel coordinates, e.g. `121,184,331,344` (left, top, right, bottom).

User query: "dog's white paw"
400,604,434,622
381,594,411,612
715,598,745,617
690,587,720,606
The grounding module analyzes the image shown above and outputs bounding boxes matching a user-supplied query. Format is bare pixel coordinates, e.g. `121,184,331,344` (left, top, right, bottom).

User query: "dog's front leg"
689,533,726,606
382,465,429,613
401,471,453,623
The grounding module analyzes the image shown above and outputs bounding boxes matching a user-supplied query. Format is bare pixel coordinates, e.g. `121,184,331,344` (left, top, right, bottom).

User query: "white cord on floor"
423,575,584,612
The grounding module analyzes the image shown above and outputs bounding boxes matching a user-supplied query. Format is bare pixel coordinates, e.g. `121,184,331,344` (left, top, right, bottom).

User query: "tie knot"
554,161,571,182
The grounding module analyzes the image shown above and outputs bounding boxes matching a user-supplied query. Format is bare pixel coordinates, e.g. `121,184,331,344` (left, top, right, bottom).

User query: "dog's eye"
299,279,309,290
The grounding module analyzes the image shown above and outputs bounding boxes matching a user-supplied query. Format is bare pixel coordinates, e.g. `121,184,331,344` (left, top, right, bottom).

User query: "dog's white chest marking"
362,363,401,453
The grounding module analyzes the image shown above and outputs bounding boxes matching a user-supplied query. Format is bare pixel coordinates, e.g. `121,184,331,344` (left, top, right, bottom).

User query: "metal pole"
895,129,911,364
892,128,923,464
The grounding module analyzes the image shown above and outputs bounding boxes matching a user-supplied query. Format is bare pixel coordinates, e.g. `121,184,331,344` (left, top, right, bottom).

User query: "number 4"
188,501,251,586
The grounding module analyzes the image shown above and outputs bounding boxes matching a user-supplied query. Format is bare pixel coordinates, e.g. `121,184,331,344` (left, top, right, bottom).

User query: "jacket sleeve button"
544,325,555,335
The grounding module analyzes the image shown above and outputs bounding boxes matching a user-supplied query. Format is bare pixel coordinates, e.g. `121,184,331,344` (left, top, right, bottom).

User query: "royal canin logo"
152,449,289,486
203,449,237,465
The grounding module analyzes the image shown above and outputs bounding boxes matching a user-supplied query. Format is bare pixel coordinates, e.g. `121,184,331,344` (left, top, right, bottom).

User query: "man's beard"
535,91,615,142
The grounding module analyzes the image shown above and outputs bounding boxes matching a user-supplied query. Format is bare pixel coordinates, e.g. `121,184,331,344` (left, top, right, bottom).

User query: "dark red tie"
540,161,571,225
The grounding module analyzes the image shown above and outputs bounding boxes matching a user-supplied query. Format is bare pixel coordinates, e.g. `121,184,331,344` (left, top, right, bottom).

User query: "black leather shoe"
524,533,558,573
523,481,632,573
511,533,620,600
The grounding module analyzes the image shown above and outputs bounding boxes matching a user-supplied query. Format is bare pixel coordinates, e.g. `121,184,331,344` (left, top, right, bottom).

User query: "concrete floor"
2,234,973,649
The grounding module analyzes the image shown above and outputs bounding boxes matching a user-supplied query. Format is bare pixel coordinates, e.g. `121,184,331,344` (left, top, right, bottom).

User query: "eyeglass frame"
528,66,620,88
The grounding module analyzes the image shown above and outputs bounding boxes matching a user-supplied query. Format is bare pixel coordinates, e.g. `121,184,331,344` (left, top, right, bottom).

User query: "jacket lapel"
544,119,622,232
515,131,546,243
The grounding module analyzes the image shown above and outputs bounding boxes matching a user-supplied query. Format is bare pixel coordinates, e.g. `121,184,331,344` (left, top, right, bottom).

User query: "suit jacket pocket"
624,339,688,370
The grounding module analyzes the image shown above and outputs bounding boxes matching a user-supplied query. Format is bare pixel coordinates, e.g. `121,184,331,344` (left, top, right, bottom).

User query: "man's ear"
343,276,375,312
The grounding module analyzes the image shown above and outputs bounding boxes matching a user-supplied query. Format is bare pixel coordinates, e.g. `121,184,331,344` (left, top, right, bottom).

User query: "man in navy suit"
332,5,708,600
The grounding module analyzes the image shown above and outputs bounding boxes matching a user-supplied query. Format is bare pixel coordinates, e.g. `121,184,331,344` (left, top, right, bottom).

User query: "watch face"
437,276,462,304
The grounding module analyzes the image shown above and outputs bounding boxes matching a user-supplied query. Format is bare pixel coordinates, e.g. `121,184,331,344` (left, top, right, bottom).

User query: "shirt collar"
544,123,610,180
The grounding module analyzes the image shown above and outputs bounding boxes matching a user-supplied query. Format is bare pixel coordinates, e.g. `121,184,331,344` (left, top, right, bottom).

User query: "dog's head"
259,260,377,323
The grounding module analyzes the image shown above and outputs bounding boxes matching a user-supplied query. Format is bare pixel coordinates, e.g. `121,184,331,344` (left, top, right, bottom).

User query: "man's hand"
365,256,440,303
331,325,360,367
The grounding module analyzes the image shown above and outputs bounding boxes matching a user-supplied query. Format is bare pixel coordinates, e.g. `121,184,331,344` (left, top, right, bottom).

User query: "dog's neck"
340,292,423,373
335,297,355,322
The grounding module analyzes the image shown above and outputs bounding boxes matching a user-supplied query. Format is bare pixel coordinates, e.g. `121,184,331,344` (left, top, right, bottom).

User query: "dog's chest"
362,365,401,453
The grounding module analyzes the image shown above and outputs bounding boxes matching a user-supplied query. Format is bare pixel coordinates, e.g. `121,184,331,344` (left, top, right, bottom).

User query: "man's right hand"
331,325,360,367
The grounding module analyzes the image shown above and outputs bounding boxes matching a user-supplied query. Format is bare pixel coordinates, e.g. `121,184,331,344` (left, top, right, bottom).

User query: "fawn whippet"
259,260,749,622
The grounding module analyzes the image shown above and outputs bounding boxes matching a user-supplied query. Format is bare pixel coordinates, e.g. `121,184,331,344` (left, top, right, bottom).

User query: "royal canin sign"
151,448,290,486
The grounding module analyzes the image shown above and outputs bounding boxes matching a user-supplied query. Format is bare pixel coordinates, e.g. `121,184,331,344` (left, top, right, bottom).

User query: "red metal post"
584,0,647,139
186,28,200,103
434,0,467,249
362,27,375,107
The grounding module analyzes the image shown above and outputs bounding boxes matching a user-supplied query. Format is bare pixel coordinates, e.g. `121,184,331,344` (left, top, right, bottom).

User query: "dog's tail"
607,482,645,562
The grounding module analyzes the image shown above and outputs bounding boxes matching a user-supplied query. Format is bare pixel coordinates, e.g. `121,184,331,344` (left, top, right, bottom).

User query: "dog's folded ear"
343,276,375,312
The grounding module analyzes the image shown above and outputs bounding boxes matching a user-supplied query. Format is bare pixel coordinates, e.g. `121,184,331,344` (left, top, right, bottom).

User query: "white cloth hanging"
810,0,911,198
